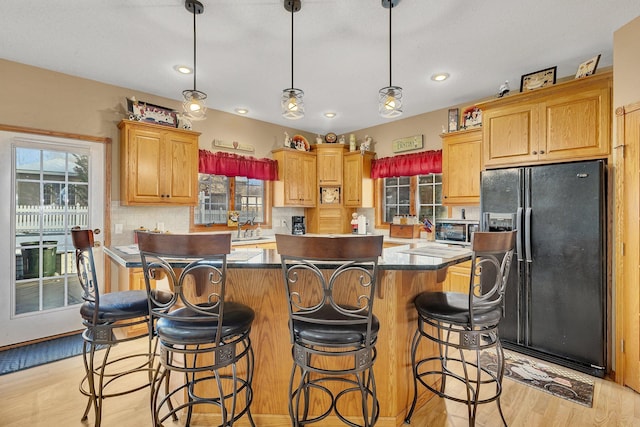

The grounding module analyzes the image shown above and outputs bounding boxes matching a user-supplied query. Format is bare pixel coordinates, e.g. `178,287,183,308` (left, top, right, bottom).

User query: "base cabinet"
119,120,199,205
444,260,472,293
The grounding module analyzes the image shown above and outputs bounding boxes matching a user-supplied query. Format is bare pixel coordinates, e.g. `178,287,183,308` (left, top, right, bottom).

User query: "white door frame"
0,128,109,347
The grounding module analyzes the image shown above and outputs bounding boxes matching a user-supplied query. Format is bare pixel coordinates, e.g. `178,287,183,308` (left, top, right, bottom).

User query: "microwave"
435,219,479,246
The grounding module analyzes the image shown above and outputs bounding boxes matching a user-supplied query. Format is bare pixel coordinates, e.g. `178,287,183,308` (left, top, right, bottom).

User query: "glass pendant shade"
281,88,304,120
182,89,207,120
378,86,403,118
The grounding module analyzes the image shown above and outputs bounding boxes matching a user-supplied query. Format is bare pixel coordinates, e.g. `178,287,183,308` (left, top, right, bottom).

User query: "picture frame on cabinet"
320,187,340,204
520,66,557,92
126,98,178,127
575,54,601,79
448,108,459,132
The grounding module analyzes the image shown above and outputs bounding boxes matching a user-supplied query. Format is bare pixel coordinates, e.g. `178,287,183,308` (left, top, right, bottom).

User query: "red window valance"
371,150,442,179
198,150,278,181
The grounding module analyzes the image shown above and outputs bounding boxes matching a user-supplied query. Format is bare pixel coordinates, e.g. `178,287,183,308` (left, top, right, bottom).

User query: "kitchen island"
105,239,471,427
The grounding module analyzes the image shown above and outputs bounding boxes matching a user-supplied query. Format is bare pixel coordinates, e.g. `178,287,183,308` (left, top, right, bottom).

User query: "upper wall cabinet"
479,71,612,168
272,148,316,207
315,144,346,186
343,151,375,208
119,120,199,206
441,128,481,205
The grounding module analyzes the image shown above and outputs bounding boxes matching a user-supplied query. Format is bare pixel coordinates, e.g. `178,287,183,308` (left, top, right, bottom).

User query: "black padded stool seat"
405,231,517,427
79,289,171,323
156,301,255,345
137,231,255,427
294,305,380,345
276,234,384,427
414,292,503,326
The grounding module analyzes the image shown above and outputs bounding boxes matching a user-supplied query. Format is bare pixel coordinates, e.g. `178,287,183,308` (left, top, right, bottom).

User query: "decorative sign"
213,139,255,153
392,134,423,153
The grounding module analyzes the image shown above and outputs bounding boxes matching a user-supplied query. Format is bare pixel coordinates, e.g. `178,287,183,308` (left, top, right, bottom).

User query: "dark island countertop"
105,237,471,271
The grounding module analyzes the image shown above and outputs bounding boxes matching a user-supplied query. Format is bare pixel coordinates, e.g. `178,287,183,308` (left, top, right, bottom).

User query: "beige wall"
613,16,640,109
0,59,309,201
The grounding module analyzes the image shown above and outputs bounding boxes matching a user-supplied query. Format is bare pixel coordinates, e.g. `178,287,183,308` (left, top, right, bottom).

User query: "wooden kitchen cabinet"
272,148,316,207
480,71,611,168
119,120,199,205
441,128,482,205
444,260,472,293
305,205,352,234
343,151,375,207
315,144,346,186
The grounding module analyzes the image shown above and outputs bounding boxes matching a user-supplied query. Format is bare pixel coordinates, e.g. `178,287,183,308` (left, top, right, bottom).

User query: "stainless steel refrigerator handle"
525,207,532,263
516,207,524,262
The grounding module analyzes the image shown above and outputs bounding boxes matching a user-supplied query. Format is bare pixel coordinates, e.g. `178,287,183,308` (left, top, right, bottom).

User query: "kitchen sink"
231,236,271,242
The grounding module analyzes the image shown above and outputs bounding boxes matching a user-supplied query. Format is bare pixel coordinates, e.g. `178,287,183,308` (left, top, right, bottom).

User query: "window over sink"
190,174,271,231
382,174,446,226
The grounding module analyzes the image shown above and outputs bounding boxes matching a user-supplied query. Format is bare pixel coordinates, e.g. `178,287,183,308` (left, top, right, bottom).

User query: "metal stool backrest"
468,231,517,328
71,228,101,325
275,234,383,346
137,232,232,345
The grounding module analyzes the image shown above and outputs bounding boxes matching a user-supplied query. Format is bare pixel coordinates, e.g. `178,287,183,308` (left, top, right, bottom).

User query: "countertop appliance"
434,219,479,246
480,160,606,377
292,216,305,235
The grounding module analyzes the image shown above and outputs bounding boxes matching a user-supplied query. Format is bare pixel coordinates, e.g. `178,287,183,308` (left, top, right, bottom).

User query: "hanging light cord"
192,5,197,91
388,1,393,87
290,3,294,89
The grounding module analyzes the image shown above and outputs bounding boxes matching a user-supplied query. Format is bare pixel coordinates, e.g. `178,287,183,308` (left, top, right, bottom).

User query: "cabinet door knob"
539,150,545,154
532,151,537,155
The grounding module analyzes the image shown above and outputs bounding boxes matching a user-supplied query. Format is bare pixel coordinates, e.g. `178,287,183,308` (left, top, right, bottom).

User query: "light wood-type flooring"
1,338,639,427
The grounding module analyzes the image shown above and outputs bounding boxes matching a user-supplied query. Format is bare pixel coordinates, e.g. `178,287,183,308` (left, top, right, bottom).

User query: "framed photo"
448,108,459,132
575,54,601,79
127,98,178,127
520,66,557,92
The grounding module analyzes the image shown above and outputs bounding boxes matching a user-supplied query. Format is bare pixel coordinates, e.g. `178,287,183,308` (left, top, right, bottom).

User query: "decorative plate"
325,132,337,143
321,187,340,204
292,134,309,151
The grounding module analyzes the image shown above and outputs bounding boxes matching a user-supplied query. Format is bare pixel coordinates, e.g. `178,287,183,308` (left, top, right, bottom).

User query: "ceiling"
1,1,638,135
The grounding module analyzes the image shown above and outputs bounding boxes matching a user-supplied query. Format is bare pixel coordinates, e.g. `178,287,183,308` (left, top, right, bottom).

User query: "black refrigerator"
480,160,607,377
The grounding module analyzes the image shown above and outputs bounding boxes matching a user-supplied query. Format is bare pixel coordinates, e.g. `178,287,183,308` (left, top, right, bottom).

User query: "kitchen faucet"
237,217,255,238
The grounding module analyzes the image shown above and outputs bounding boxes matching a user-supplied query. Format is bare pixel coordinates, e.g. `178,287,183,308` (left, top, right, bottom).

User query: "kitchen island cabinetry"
441,128,481,205
480,71,611,168
443,260,472,293
118,120,199,205
343,151,375,207
105,243,471,427
272,148,316,207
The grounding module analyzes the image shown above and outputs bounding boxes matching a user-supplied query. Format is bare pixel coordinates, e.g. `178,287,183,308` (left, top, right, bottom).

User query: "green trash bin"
21,241,57,278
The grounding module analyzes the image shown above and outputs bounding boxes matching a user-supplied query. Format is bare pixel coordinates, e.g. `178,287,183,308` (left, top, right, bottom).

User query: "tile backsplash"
110,202,191,246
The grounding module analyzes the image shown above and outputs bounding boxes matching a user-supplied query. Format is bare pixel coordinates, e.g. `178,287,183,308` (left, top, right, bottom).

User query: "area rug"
0,333,91,376
480,349,594,407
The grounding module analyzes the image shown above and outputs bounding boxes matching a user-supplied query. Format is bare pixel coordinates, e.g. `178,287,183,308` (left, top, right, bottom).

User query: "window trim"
189,177,272,232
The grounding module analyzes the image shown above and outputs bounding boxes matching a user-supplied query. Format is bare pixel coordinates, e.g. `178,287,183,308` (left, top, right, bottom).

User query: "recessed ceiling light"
324,112,336,118
431,73,450,82
175,65,193,74
235,108,249,115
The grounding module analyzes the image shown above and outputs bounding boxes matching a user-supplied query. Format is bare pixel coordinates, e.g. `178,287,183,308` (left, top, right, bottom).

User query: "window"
192,173,270,230
382,174,446,225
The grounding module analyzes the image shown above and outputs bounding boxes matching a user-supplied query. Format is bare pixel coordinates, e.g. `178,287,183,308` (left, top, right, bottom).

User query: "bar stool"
137,232,255,427
405,231,517,427
72,228,171,427
276,234,383,427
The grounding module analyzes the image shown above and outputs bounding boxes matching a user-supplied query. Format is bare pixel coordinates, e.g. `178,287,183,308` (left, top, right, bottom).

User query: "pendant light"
379,0,403,119
281,0,304,120
182,0,207,120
